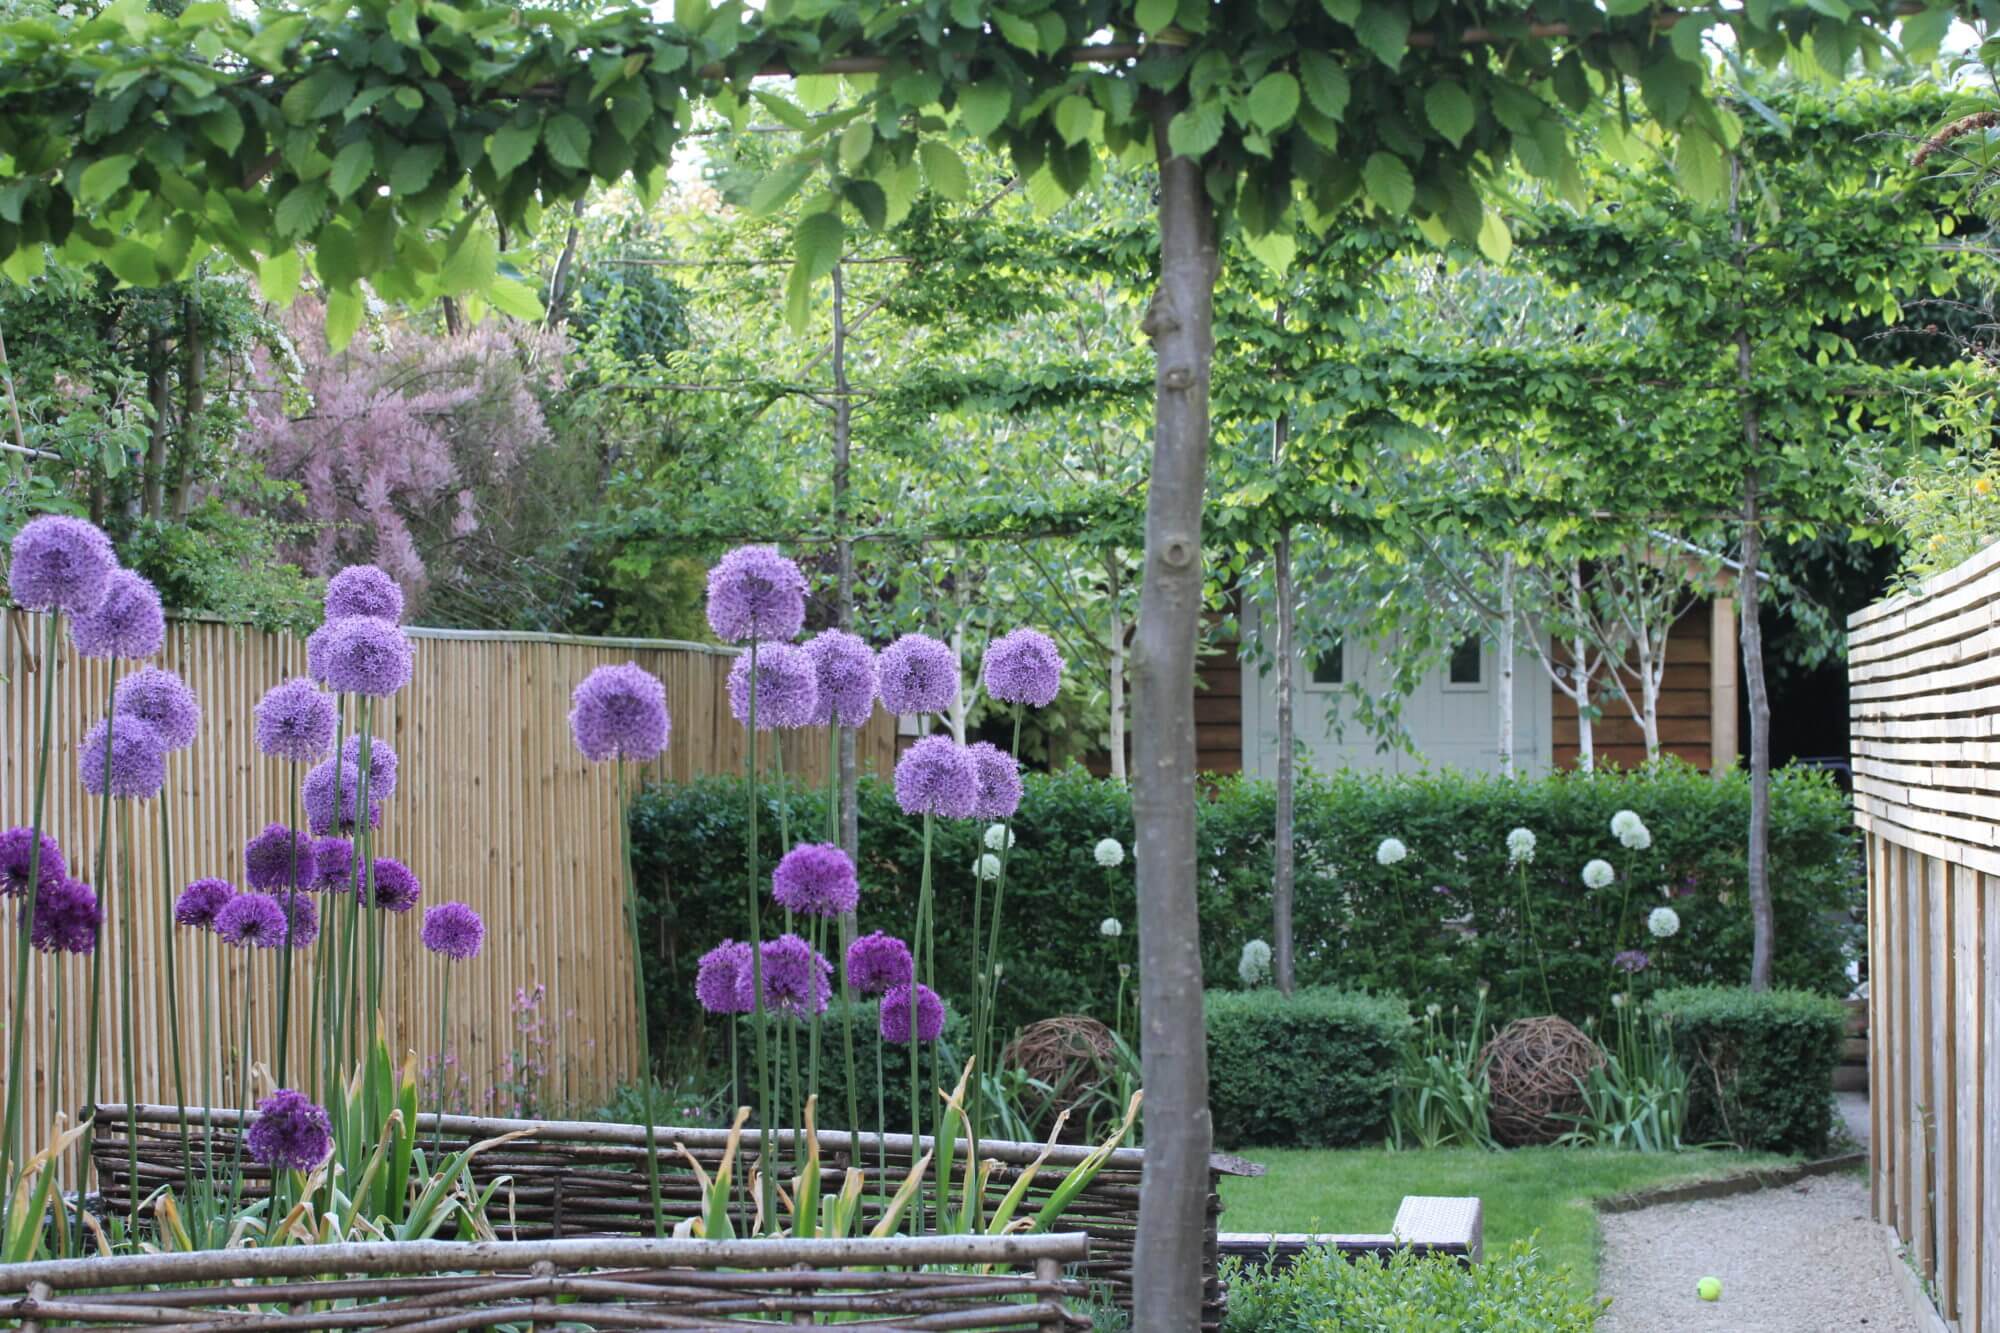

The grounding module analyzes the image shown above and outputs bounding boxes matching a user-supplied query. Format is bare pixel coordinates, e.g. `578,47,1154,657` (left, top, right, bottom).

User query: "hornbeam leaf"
542,114,590,170
76,154,135,206
329,140,374,199
1424,80,1475,147
795,209,844,282
274,180,329,238
1476,208,1513,264
1244,227,1297,275
1053,93,1096,146
198,107,243,154
748,160,815,216
1168,99,1224,159
487,123,539,177
1354,4,1409,70
258,248,303,306
1361,151,1414,214
323,285,363,351
959,82,1012,138
1246,72,1301,132
388,142,443,195
992,9,1039,51
439,226,497,295
918,140,969,201
1298,51,1351,119
486,275,545,322
104,239,159,287
1136,0,1177,35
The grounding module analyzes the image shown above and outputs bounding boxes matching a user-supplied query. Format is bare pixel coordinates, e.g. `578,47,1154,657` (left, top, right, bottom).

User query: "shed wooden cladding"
0,610,897,1170
1848,539,2000,1333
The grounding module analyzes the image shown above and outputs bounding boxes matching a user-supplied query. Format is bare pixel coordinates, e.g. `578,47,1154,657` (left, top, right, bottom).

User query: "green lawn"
1216,1147,1792,1296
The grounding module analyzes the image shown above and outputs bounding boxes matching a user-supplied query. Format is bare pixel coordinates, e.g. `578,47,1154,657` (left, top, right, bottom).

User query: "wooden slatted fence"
1850,540,2000,1333
0,610,896,1170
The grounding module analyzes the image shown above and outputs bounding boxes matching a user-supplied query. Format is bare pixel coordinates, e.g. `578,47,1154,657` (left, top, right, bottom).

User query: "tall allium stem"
616,760,664,1237
909,813,933,1172
274,769,300,1087
432,965,452,1161
226,952,254,1214
830,725,859,1138
979,708,1024,1101
774,734,789,853
156,795,191,1186
874,1026,887,1182
0,614,60,1219
1518,863,1553,1013
744,641,774,1230
320,697,347,1102
199,917,216,1182
116,801,140,1231
75,664,116,1235
356,712,378,1064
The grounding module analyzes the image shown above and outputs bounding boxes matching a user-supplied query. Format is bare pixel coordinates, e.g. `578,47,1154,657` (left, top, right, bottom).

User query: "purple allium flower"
244,823,316,892
323,564,405,624
6,515,115,614
893,735,979,819
982,628,1064,708
25,877,100,954
253,678,336,763
174,878,234,928
68,568,165,660
421,901,485,960
369,857,421,912
569,662,671,763
845,931,912,996
278,892,319,948
705,545,808,644
340,734,398,800
878,982,946,1044
1613,949,1650,974
770,842,860,917
733,933,831,1019
0,827,64,898
316,616,413,697
78,717,167,800
309,837,354,891
305,621,335,685
726,643,819,730
215,892,288,948
967,741,1023,820
803,630,878,728
114,666,200,750
695,939,753,1014
245,1089,333,1172
877,634,959,715
302,760,380,836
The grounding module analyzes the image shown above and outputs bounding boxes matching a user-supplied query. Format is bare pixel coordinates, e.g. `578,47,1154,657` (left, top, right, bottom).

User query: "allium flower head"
245,824,315,891
1093,838,1124,868
369,857,421,912
803,630,877,728
1375,837,1408,867
695,939,753,1014
735,933,831,1019
967,741,1023,820
340,734,398,800
421,901,485,960
1647,906,1681,939
317,616,413,696
68,568,164,660
1613,948,1650,974
302,760,380,836
7,515,115,613
1611,991,1630,1009
705,545,808,643
1506,827,1536,865
569,662,671,762
309,837,354,891
727,642,818,730
1582,859,1616,890
845,931,912,995
982,628,1064,708
893,735,979,819
26,877,100,954
877,634,959,715
878,982,946,1044
1610,810,1644,840
984,824,1015,852
770,842,859,917
974,852,1001,881
246,1089,333,1172
305,621,335,685
78,717,167,800
1238,938,1273,988
174,878,234,928
114,667,200,750
323,565,405,624
1099,917,1122,938
1620,823,1653,852
215,892,288,948
254,678,336,763
279,893,319,948
0,827,64,898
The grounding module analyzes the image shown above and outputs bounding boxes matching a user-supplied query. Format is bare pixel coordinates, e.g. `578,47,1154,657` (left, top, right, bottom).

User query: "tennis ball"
1697,1276,1722,1302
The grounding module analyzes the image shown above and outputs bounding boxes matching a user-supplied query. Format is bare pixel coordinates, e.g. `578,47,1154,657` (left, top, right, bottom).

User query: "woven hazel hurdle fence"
0,1231,1092,1329
90,1103,1263,1330
1849,540,2000,1333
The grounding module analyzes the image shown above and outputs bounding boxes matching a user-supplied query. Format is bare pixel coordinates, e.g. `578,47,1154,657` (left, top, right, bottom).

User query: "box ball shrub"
1206,988,1408,1148
1649,985,1847,1156
1220,1241,1603,1332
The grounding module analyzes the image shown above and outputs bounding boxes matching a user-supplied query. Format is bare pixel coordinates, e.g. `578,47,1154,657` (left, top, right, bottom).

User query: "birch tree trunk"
1497,553,1515,778
1571,565,1594,772
1131,89,1218,1332
948,618,968,744
1273,521,1296,995
1107,559,1127,783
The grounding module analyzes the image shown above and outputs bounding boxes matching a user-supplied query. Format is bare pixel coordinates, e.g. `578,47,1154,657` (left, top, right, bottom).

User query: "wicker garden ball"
1478,1015,1605,1146
1001,1014,1121,1140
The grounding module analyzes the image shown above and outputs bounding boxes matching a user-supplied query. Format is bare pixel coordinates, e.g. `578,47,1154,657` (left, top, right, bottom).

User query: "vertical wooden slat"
1953,867,1982,1333
1909,845,1932,1276
1930,857,1956,1318
1870,831,1890,1222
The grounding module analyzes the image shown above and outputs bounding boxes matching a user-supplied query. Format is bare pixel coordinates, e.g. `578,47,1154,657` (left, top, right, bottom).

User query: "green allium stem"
273,771,300,1090
744,641,775,1231
75,662,117,1244
617,760,665,1238
0,613,60,1223
432,963,452,1162
156,793,191,1187
117,802,140,1232
909,812,933,1229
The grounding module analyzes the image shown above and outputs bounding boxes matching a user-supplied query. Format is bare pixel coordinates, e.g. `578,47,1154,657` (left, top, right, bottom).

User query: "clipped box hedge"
1206,988,1408,1148
1650,985,1848,1156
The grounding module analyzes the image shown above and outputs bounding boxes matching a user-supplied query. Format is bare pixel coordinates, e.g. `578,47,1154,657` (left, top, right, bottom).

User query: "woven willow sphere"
1001,1015,1120,1141
1478,1015,1605,1146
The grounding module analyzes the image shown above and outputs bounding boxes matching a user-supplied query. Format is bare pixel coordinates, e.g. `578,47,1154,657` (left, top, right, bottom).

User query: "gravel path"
1597,1171,1915,1332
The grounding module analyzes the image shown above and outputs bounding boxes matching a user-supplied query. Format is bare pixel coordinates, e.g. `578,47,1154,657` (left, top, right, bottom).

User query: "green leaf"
784,259,814,332
993,9,1039,51
274,181,329,238
77,155,135,206
1476,207,1512,263
258,248,304,305
795,209,844,282
542,114,590,170
1320,0,1359,19
1244,227,1297,275
388,142,443,195
1246,72,1301,133
104,239,159,287
1899,6,1952,62
323,285,363,350
838,119,874,171
918,140,970,201
1168,99,1224,159
487,123,539,177
387,0,419,45
1053,94,1096,146
748,160,815,216
1354,4,1410,70
1298,51,1351,119
1136,0,1178,34
1424,80,1476,147
329,139,375,199
198,107,244,154
486,275,545,322
438,226,497,295
281,66,357,123
959,82,1012,138
1675,128,1725,203
1361,151,1414,214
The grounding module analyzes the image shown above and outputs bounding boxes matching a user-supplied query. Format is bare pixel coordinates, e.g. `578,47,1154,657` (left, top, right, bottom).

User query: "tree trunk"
545,201,586,328
1570,565,1594,772
1272,521,1295,996
1497,553,1515,778
1740,472,1774,988
1106,559,1127,783
171,289,204,520
832,263,858,862
948,618,969,743
141,330,170,519
1132,89,1218,1333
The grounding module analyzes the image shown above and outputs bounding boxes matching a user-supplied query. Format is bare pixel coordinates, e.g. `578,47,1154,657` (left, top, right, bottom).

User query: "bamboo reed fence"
89,1103,1263,1330
0,610,898,1172
1850,540,2000,1333
0,1230,1092,1329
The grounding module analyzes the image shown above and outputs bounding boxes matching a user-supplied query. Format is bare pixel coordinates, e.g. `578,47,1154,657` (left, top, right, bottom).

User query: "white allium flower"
1238,938,1273,988
1424,1002,1442,1018
1375,837,1408,867
1093,838,1125,868
1582,859,1616,890
1506,827,1537,864
1647,906,1681,939
974,852,1002,881
1099,917,1122,938
984,823,1015,851
1610,809,1644,840
1611,992,1629,1010
1620,823,1653,852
